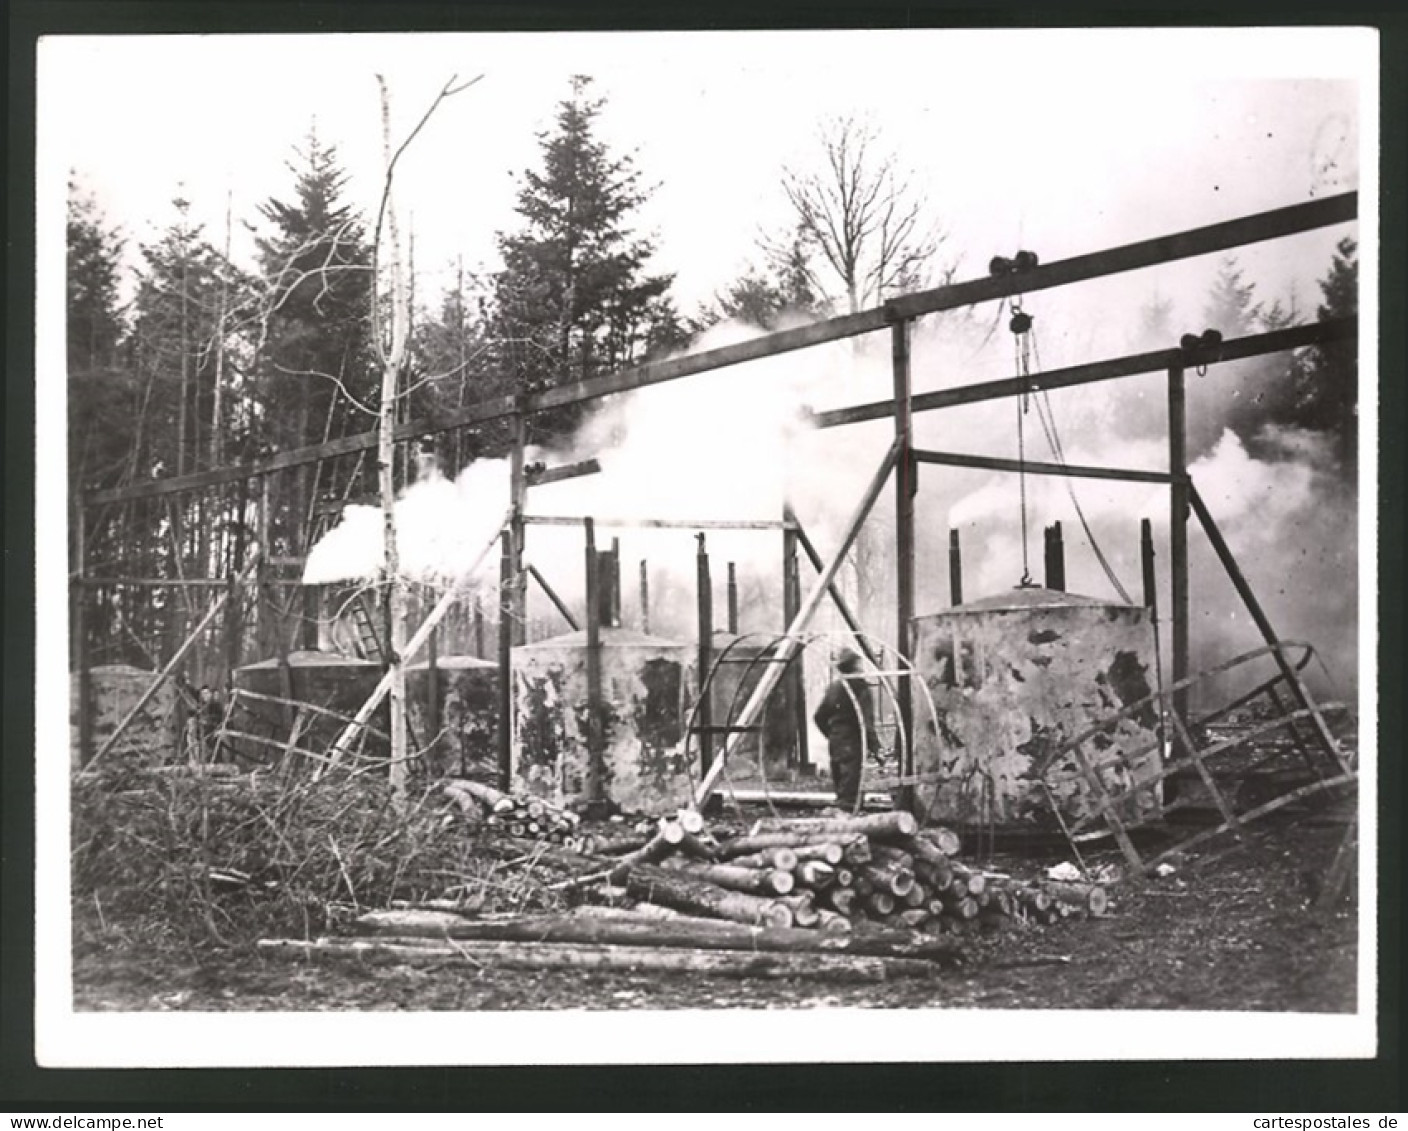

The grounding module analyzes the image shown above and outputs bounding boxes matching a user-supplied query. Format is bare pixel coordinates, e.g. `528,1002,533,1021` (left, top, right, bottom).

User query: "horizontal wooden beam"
84,193,1355,509
522,516,794,531
912,449,1181,485
811,316,1357,430
887,192,1356,322
526,458,603,486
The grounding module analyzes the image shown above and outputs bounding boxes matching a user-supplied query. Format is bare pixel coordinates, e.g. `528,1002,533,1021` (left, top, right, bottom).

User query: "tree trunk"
718,831,870,860
619,864,794,928
260,936,946,982
376,78,412,802
353,907,959,962
1041,881,1110,917
749,811,916,838
660,858,796,897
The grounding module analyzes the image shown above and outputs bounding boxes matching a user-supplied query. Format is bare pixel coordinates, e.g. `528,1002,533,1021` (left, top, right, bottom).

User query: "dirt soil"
72,818,1358,1013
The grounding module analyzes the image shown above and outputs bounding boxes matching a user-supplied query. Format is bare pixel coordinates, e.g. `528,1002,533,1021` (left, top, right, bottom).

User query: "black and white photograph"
32,24,1380,1070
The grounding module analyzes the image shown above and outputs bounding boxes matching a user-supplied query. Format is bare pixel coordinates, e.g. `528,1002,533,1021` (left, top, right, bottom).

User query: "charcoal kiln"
511,627,693,812
405,654,500,779
911,586,1164,832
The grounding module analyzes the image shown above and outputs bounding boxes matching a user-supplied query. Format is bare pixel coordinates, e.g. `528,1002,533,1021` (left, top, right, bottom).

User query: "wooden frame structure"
74,192,1360,818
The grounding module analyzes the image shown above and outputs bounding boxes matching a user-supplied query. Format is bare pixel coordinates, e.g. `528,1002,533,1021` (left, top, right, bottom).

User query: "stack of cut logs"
257,804,1109,983
556,808,1108,934
444,779,580,842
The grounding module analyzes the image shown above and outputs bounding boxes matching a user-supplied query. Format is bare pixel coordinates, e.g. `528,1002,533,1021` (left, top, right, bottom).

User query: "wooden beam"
811,317,1357,430
74,500,92,766
509,411,528,648
1169,363,1191,749
891,319,916,812
1186,484,1349,770
696,534,714,776
912,449,1180,485
526,458,602,486
84,196,1356,508
497,529,513,791
526,563,580,631
523,515,792,531
949,529,963,606
584,518,605,805
787,513,883,672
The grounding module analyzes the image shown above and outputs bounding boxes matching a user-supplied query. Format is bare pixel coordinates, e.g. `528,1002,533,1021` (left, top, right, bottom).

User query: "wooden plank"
1170,363,1191,756
913,449,1178,485
526,563,580,631
892,320,916,812
523,515,791,531
811,317,1357,430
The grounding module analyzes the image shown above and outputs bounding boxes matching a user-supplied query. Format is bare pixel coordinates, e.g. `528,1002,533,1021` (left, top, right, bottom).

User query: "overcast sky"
41,28,1372,318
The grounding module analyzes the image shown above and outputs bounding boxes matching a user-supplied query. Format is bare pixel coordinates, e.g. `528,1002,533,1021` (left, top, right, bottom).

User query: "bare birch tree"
371,73,480,797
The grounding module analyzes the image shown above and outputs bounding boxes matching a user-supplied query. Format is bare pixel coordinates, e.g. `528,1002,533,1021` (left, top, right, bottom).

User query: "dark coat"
813,674,877,745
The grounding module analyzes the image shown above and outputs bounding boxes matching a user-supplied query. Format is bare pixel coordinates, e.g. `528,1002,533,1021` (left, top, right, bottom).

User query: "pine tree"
693,229,824,332
66,186,132,491
1202,256,1261,337
129,196,237,481
252,134,376,557
1300,237,1358,472
488,76,677,446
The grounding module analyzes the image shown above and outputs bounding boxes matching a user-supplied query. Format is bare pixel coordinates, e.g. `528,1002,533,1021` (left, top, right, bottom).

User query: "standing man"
813,647,878,811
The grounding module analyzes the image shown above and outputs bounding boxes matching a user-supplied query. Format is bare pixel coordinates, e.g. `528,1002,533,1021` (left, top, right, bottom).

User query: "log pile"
550,808,1110,936
444,779,580,842
258,806,1112,982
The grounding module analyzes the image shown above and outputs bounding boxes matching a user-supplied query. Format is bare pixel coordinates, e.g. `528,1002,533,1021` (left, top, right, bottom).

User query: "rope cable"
1015,315,1135,604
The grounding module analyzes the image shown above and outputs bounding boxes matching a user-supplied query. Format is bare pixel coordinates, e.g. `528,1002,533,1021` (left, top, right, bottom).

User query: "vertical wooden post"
509,408,528,647
782,503,806,770
611,538,622,627
1140,518,1157,610
1044,522,1065,591
75,496,92,766
696,533,714,776
496,529,513,791
949,528,963,607
473,598,484,659
426,612,440,765
727,562,739,635
892,318,916,811
1168,363,1190,739
639,560,650,635
584,519,605,806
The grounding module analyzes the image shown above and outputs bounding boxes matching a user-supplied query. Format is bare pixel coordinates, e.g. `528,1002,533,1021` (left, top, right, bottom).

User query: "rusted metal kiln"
511,627,693,812
911,586,1164,832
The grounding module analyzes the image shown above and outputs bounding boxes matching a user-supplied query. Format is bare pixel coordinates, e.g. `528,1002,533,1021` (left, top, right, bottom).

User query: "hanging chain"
1011,299,1035,587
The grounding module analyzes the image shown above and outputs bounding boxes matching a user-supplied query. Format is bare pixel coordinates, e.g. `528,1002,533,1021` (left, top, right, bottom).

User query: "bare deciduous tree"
777,115,944,314
371,72,481,796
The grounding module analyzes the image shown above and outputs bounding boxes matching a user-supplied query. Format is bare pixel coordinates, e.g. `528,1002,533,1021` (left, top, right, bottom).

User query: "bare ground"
72,818,1358,1013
